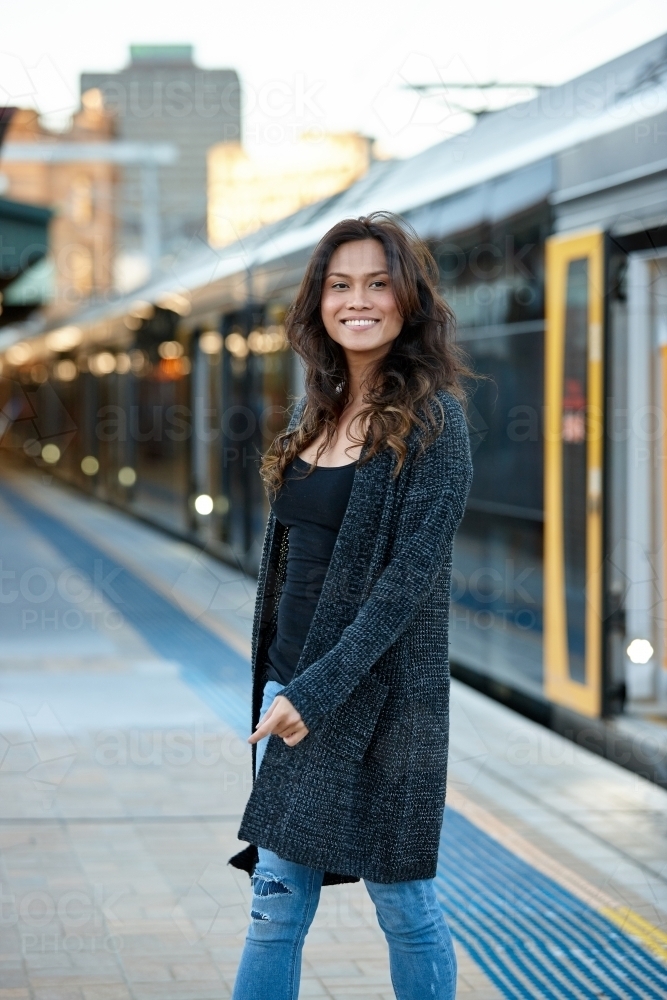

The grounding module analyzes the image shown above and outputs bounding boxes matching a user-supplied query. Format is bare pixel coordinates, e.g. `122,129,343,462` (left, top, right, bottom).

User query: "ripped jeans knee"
250,869,293,921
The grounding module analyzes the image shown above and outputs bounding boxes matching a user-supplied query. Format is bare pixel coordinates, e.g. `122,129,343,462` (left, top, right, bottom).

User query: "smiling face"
320,239,403,365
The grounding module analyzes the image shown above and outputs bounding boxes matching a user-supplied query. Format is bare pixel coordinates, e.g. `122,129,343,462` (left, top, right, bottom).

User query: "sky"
3,0,667,159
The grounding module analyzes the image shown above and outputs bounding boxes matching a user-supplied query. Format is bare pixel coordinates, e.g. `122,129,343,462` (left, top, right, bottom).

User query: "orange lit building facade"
0,96,117,316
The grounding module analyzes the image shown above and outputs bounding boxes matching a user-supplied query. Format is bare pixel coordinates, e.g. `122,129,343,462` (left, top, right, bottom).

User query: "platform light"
156,291,191,316
89,352,116,376
54,359,78,382
225,332,249,359
6,341,33,365
626,639,654,664
129,349,148,373
266,324,287,350
129,300,154,321
158,340,184,359
194,494,214,515
30,364,49,384
81,455,99,476
118,466,137,487
199,331,223,355
41,443,60,464
45,326,82,352
247,329,267,353
246,326,288,354
115,353,132,374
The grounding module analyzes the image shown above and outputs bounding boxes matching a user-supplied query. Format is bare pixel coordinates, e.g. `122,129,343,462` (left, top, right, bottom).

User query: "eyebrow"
326,270,390,278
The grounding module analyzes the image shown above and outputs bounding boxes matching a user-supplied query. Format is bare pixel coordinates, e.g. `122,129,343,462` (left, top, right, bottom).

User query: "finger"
248,717,278,743
247,701,283,743
255,700,278,730
282,723,308,740
272,719,299,738
283,729,308,746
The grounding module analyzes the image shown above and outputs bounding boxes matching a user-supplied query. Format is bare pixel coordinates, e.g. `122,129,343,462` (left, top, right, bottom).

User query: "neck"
343,348,386,404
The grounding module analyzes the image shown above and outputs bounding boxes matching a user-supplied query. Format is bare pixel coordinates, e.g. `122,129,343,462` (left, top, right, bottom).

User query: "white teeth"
343,319,378,327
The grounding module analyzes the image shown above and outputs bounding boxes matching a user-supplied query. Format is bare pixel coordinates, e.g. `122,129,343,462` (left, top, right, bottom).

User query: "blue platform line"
6,483,667,1000
0,483,252,720
440,899,572,1000
441,812,667,995
440,867,585,1000
438,809,667,999
453,847,662,999
439,860,648,1000
438,814,666,998
437,835,641,993
448,871,650,996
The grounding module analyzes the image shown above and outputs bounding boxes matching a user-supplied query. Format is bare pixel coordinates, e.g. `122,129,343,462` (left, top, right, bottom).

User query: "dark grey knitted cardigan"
230,389,472,884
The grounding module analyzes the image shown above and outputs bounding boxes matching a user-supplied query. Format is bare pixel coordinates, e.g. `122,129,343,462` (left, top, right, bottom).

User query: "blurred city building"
81,45,240,288
207,132,373,247
0,193,52,330
0,103,116,321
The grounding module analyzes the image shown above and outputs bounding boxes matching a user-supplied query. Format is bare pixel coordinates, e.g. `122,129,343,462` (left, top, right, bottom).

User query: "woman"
230,212,473,1000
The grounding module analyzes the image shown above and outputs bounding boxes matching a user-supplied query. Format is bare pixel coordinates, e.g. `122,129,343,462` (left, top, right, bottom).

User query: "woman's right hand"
248,695,310,747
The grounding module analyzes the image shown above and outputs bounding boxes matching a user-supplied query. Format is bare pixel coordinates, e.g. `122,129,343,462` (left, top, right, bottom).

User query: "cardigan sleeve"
279,394,473,732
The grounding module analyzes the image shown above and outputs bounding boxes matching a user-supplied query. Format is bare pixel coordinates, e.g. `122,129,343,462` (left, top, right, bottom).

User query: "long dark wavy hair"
261,212,472,495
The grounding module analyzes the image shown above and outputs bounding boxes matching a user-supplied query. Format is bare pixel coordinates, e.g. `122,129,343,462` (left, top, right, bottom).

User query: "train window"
432,206,548,330
562,259,589,684
219,309,292,573
544,230,604,718
450,326,545,699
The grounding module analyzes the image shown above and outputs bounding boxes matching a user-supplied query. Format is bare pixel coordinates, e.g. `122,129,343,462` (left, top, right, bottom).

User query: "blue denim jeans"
232,681,457,1000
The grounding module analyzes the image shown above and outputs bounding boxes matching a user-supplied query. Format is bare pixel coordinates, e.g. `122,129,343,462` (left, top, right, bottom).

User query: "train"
2,33,667,749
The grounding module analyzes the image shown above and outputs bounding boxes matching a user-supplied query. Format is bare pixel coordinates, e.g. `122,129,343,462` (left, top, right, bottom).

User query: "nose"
345,282,373,311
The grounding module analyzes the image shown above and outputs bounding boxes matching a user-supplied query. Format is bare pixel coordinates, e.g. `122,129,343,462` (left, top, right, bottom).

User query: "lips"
342,319,379,329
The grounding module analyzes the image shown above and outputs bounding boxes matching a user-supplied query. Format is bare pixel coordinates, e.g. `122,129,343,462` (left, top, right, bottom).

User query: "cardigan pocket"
315,674,390,763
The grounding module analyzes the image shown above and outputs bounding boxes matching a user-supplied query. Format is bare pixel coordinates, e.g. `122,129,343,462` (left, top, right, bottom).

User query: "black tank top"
266,455,357,685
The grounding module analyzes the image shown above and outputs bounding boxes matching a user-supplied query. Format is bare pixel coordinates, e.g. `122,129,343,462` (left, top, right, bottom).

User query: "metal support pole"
140,162,161,274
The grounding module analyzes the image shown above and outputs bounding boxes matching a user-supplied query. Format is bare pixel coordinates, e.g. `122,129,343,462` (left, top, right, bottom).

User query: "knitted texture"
234,390,473,884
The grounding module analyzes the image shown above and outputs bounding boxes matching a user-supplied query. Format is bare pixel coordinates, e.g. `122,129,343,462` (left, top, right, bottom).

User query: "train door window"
562,258,589,684
544,229,604,717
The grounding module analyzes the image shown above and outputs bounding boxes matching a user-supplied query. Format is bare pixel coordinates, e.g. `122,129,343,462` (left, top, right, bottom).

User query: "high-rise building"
81,45,240,288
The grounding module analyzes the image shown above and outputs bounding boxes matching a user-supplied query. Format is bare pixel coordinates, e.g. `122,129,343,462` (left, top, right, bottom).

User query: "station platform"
0,468,666,1000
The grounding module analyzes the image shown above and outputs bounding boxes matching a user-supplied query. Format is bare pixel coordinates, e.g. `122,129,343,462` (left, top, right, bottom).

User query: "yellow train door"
544,230,605,717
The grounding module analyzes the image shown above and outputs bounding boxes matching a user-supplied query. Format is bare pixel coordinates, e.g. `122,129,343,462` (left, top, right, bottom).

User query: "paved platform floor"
0,469,666,1000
